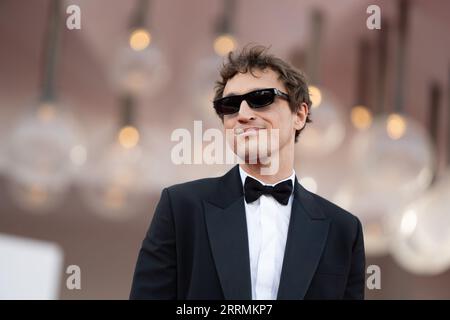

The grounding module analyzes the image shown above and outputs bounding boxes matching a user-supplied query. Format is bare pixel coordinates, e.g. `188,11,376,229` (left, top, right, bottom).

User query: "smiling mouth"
234,127,265,137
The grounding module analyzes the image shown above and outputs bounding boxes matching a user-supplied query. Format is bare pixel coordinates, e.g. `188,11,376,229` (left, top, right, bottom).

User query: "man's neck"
240,163,294,184
240,145,295,184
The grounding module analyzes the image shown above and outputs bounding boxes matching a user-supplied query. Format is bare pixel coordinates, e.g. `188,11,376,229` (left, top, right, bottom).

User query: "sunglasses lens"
247,90,275,108
214,96,241,115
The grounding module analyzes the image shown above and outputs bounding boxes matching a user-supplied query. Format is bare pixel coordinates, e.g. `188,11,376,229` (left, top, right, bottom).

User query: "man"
130,45,366,300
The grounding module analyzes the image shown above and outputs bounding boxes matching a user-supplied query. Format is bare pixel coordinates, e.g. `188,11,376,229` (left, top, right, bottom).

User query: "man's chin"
235,149,272,165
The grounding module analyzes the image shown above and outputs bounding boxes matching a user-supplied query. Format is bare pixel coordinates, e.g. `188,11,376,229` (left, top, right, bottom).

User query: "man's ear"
293,102,308,130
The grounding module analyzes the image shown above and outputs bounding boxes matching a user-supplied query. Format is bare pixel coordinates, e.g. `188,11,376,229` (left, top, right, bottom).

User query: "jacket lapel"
277,178,330,299
203,165,252,299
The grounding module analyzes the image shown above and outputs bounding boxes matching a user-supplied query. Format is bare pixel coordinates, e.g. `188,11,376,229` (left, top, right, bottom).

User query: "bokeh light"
351,105,373,130
213,34,237,56
129,28,151,51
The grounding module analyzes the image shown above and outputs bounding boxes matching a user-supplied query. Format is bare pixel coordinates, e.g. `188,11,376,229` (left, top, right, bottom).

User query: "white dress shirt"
239,166,295,300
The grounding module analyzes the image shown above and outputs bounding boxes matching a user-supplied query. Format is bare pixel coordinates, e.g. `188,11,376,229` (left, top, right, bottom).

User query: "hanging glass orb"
335,113,436,256
4,102,84,212
295,149,349,200
79,124,171,220
141,124,182,189
111,37,170,98
389,171,450,275
350,113,435,197
6,179,68,213
298,86,346,157
80,145,150,220
333,174,406,256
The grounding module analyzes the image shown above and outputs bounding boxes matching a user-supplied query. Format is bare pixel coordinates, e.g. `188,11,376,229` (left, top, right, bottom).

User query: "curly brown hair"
213,45,312,142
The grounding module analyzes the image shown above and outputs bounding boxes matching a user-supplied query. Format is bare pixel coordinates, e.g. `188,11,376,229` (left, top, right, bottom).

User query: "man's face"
222,68,307,165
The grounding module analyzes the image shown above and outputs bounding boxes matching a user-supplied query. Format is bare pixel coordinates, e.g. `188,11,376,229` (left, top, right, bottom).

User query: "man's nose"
237,100,256,122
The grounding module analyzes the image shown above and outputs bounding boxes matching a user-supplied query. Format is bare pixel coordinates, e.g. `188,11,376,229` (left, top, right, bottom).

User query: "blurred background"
0,0,449,299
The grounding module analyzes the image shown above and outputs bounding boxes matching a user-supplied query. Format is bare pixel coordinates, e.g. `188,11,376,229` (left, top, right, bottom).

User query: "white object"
389,171,450,275
0,234,64,299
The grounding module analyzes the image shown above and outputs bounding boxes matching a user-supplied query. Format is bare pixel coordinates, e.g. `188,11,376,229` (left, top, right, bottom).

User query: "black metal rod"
393,0,410,113
120,94,135,127
307,9,323,85
429,81,442,184
40,0,61,103
216,0,236,35
130,0,150,30
429,82,441,149
374,21,389,115
355,38,370,108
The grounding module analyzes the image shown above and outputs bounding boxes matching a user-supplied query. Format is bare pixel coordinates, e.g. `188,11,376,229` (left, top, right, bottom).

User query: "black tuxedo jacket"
130,165,365,299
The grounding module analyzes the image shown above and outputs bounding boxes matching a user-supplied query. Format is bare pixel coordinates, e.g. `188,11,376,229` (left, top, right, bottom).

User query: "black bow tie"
244,176,293,205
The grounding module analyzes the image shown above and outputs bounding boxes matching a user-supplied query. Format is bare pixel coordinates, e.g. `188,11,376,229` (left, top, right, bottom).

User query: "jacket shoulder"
165,175,222,199
308,192,363,248
310,191,361,228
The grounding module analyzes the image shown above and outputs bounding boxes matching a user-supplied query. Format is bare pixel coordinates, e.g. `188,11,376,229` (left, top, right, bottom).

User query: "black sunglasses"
213,88,290,115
